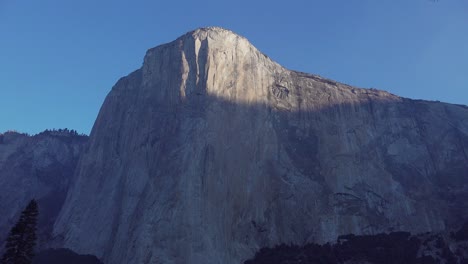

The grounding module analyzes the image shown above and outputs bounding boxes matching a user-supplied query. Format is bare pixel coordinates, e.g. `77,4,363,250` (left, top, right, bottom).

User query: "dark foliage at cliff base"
245,227,468,264
1,200,38,264
32,248,103,264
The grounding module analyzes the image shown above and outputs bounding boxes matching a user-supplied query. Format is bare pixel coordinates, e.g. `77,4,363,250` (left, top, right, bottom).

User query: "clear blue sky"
1,0,467,135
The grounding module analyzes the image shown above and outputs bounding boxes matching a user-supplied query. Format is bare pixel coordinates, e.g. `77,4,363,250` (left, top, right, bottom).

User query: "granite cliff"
0,130,87,252
53,27,468,264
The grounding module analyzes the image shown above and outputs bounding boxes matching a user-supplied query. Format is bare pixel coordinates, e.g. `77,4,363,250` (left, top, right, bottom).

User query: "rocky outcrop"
0,130,87,252
53,27,468,264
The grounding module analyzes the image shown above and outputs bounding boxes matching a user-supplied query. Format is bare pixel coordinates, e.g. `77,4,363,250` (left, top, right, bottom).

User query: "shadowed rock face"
0,131,88,252
33,248,103,264
53,27,468,264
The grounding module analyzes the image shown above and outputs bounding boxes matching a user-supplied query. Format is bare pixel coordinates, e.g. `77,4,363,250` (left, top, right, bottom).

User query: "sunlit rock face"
0,131,87,252
53,27,468,264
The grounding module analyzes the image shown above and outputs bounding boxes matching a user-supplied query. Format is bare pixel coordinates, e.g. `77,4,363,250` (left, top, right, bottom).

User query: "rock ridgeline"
0,130,88,253
41,27,468,264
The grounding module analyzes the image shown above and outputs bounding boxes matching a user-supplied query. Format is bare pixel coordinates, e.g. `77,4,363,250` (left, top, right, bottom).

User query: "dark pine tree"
1,199,39,264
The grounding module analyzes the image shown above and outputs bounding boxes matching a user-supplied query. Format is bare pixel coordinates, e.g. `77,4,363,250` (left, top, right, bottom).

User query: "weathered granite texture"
0,130,87,252
53,27,468,264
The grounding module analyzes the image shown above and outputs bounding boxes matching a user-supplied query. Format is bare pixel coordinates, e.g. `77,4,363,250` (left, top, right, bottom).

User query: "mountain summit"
53,27,468,264
143,26,285,105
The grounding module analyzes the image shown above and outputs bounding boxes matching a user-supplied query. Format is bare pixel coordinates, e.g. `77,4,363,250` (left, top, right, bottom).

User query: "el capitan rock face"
53,27,468,264
0,130,87,252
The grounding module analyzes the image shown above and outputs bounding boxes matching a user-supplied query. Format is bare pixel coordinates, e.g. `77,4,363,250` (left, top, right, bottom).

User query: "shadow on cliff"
153,83,468,229
181,90,468,264
56,68,468,263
